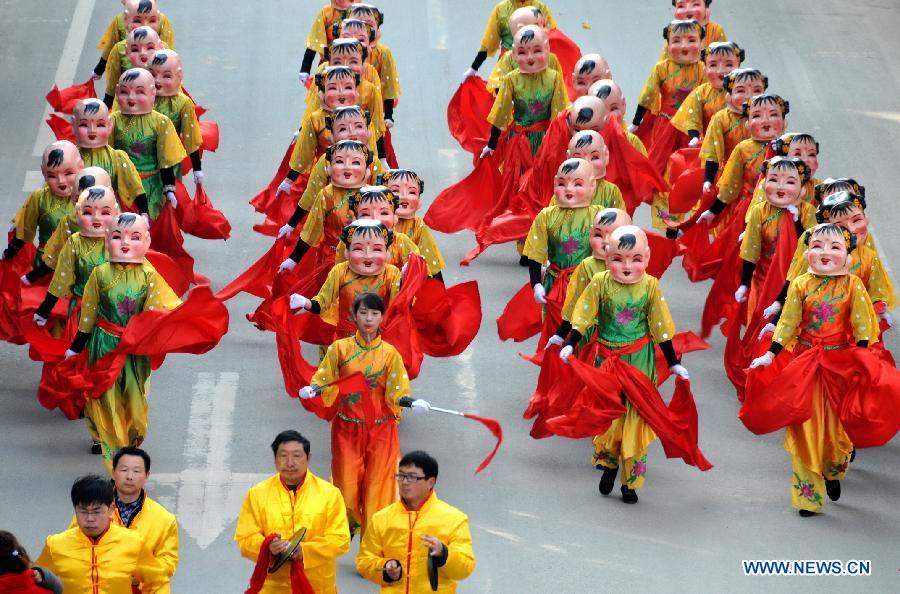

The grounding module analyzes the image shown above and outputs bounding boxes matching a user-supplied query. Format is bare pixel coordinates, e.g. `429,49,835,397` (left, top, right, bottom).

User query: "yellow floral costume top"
523,205,601,291
311,261,402,332
716,138,767,204
480,0,557,56
561,256,607,322
370,42,401,100
48,233,107,300
299,185,357,251
14,186,73,250
304,5,345,56
394,217,446,274
670,82,726,136
740,201,816,265
699,109,746,166
638,59,706,118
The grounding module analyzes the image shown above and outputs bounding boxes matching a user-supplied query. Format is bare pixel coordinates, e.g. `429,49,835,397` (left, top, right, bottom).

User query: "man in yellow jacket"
235,430,351,593
37,474,170,593
357,451,476,592
67,447,179,589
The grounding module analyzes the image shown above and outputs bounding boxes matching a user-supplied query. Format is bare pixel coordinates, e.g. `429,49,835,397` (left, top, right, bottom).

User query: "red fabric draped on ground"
38,285,229,418
446,76,494,154
547,29,581,98
664,148,704,215
425,155,501,234
245,534,315,594
741,341,900,448
173,181,232,240
150,205,207,287
601,122,669,214
45,79,96,114
249,142,306,218
0,243,37,343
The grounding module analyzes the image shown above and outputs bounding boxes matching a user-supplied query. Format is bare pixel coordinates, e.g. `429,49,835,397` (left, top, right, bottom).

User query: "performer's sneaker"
825,479,841,501
598,466,618,495
620,485,638,504
90,441,102,455
798,509,818,517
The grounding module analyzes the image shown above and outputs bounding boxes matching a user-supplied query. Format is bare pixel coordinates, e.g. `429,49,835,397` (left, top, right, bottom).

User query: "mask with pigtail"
123,0,160,33
74,167,113,201
316,66,361,110
673,0,713,25
513,25,550,74
804,223,855,276
341,219,393,276
325,140,372,188
664,20,705,65
742,94,788,142
589,79,627,123
816,191,869,245
348,185,399,229
567,130,609,179
814,178,865,206
701,41,743,89
126,26,163,68
326,38,368,76
723,68,767,113
326,105,371,144
772,132,819,178
761,156,810,208
335,18,375,49
568,95,610,133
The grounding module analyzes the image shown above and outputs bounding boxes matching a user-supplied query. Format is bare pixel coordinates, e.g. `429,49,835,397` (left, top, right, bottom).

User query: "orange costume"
310,261,401,340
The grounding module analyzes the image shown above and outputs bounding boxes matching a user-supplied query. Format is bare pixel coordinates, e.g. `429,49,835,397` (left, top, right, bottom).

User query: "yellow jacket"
357,491,475,593
68,492,179,583
235,473,350,593
36,523,169,594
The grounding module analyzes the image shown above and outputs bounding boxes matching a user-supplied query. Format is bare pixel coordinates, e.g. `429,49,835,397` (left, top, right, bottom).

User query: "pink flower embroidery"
560,235,581,255
117,296,138,317
800,484,815,499
814,302,835,321
616,307,636,326
632,460,646,477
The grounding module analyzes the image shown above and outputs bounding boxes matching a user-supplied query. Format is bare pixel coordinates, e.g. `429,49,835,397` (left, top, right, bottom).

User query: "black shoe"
620,485,638,504
850,447,857,463
825,479,841,501
90,441,102,455
665,228,679,240
518,255,530,267
598,466,618,495
798,509,817,517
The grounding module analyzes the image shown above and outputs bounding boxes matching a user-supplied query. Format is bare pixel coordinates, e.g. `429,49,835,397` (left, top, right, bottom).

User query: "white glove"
299,385,317,400
289,293,310,311
64,349,78,359
697,210,715,224
193,170,204,186
627,124,639,133
384,118,394,129
763,301,782,319
278,258,297,272
410,398,431,412
90,72,102,82
688,136,700,147
737,231,745,243
141,213,151,229
19,274,31,286
785,203,799,222
479,146,494,159
277,224,294,239
758,322,776,340
544,335,565,350
298,72,310,86
461,67,477,83
669,364,690,380
33,313,47,327
559,345,574,363
533,283,547,305
734,285,748,303
290,130,299,145
880,311,893,328
276,179,292,196
166,191,178,209
749,351,775,368
702,181,713,194
400,261,408,279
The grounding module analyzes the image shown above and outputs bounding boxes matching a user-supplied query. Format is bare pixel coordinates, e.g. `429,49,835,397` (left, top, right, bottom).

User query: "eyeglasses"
394,473,428,483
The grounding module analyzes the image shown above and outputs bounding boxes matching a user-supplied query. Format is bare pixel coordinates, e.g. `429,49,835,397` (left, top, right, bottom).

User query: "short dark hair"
71,474,114,508
271,430,310,456
399,450,439,479
352,292,385,315
0,530,30,575
113,446,151,472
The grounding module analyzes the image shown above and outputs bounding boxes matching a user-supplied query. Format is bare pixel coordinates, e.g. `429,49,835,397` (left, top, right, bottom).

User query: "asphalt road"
1,1,898,592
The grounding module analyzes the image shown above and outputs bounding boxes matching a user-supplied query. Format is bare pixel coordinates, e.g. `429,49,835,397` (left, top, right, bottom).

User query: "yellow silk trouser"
592,403,657,490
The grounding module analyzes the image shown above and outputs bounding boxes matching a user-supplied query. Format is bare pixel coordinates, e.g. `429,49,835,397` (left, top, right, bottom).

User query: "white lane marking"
426,0,448,51
22,171,45,193
152,372,267,549
32,0,97,156
474,524,523,543
455,348,477,409
508,510,539,519
857,110,900,125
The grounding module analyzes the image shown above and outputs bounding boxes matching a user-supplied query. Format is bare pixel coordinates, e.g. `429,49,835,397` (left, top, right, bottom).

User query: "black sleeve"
487,126,502,150
708,198,728,215
564,329,583,348
688,129,701,140
69,331,91,353
3,238,25,260
159,167,176,187
25,263,53,283
431,271,444,283
471,51,488,71
658,340,680,368
793,218,806,238
632,105,648,127
286,169,301,182
287,206,308,229
103,93,114,109
740,260,756,287
703,160,719,186
527,260,542,287
288,239,312,263
376,137,387,160
135,194,149,216
93,58,107,77
432,544,449,568
383,99,394,121
775,281,789,306
189,150,202,172
555,320,572,338
300,48,317,75
857,340,869,348
308,300,321,314
769,343,783,356
36,294,59,319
